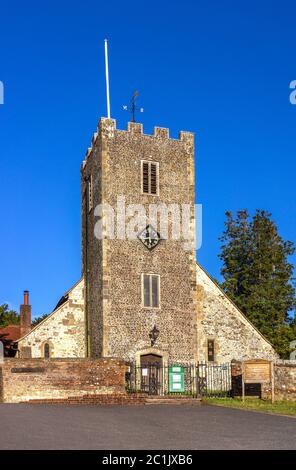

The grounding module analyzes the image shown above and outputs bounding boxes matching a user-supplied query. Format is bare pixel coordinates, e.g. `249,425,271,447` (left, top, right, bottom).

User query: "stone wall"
290,340,296,360
17,279,85,358
81,126,103,358
273,361,296,401
80,118,278,364
0,357,126,403
231,360,296,401
196,263,277,362
82,119,197,363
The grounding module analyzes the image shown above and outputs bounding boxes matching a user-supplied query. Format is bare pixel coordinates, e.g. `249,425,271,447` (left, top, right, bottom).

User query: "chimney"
20,290,31,337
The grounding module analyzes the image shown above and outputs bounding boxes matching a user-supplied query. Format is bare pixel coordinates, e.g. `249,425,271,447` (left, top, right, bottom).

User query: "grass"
203,397,296,416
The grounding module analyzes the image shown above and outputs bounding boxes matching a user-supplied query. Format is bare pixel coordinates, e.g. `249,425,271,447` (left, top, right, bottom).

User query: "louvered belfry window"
142,161,158,195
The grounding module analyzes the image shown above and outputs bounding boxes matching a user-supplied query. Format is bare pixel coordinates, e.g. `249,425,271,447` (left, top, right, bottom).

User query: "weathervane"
123,91,144,122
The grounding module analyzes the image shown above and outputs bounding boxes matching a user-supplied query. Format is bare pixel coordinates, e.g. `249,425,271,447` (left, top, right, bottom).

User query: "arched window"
44,343,50,358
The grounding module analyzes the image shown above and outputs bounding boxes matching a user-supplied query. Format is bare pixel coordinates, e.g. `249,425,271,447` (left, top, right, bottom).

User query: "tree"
32,313,49,327
291,317,296,336
219,210,253,313
219,210,296,358
0,304,19,327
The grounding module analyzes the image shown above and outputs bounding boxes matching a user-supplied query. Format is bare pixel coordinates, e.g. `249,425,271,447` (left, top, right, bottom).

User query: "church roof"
0,325,21,342
17,277,84,343
53,293,69,311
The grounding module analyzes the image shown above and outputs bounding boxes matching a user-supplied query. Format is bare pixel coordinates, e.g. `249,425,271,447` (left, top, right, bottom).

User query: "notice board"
242,360,274,403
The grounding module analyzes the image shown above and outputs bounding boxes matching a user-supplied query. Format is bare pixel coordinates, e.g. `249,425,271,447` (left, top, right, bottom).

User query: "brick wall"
23,393,147,406
0,358,126,403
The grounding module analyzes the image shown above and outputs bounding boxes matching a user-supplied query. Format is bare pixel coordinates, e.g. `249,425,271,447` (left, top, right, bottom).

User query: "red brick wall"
0,358,127,403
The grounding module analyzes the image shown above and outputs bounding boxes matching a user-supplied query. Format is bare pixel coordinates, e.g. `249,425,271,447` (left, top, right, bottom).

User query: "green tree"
219,210,295,358
0,304,19,327
291,317,296,335
32,313,49,327
219,210,253,313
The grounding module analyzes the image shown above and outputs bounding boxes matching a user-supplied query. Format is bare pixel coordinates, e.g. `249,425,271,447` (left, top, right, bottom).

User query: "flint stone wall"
17,279,85,358
196,263,277,362
81,119,197,362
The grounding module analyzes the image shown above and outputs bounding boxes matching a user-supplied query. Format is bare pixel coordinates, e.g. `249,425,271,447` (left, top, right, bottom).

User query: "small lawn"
203,397,296,416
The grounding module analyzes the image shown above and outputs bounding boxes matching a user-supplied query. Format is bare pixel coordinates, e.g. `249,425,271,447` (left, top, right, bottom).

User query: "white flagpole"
104,39,111,118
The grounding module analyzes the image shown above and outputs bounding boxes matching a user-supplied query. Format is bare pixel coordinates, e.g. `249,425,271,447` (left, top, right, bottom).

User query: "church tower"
81,118,197,364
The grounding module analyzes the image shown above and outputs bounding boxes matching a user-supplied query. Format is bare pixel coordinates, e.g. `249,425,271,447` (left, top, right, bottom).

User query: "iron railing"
126,362,232,398
196,362,232,397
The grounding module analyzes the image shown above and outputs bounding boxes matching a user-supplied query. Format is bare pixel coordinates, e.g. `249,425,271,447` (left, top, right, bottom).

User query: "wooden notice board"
242,360,274,403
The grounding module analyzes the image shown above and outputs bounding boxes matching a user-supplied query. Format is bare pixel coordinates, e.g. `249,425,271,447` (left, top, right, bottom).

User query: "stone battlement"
83,117,194,162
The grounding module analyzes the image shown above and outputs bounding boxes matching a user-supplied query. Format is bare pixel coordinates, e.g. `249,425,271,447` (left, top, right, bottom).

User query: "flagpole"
104,39,111,118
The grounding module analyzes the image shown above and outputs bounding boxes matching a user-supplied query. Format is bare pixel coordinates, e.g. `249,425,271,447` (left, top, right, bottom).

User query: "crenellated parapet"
82,117,194,164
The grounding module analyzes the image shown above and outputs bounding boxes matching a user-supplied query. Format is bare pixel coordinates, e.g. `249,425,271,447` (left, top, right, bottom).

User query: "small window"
142,274,160,308
141,161,159,195
44,343,50,359
88,175,93,211
207,339,215,362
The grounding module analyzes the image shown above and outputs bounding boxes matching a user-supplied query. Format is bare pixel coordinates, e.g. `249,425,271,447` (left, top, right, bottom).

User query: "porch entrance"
140,354,163,395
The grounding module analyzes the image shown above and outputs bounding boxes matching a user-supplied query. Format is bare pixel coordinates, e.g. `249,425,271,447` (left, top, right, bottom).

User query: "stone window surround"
205,336,219,363
41,340,54,359
141,273,161,309
141,159,159,196
207,338,215,362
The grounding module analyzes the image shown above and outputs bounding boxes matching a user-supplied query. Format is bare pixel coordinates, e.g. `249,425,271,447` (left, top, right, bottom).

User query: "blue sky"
0,0,295,317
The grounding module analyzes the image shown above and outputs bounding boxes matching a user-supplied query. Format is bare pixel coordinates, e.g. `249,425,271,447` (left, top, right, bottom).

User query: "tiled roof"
0,325,21,342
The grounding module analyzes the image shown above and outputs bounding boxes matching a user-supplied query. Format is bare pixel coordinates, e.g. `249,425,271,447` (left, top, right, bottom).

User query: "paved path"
0,403,295,450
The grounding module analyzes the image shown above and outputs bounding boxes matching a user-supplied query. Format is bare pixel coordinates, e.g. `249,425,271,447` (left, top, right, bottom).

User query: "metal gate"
127,363,196,396
197,363,232,397
141,363,162,395
127,363,163,395
126,362,232,397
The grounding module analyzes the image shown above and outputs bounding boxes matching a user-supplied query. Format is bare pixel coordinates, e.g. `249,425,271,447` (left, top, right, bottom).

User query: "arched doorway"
140,353,163,395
